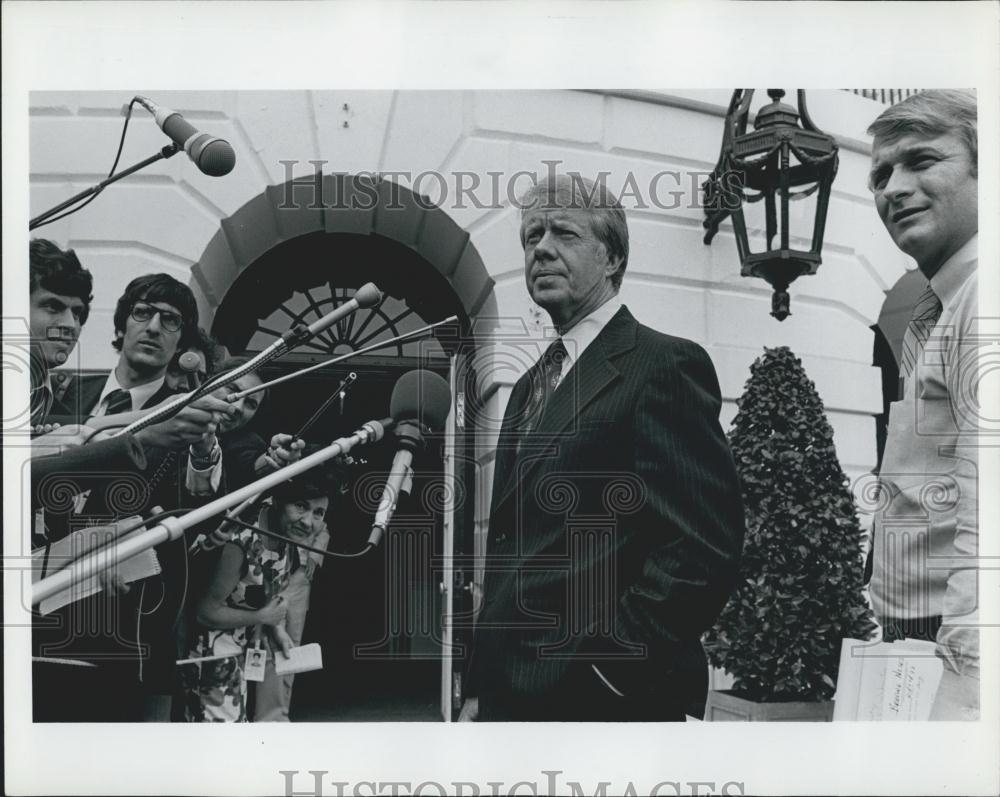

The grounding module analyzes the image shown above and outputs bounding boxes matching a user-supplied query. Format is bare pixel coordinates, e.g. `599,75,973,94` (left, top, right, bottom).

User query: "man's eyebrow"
869,144,946,181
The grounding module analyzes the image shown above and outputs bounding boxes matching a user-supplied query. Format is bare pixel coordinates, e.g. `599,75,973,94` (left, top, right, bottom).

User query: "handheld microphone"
177,350,205,391
119,284,383,438
135,96,236,176
368,370,452,546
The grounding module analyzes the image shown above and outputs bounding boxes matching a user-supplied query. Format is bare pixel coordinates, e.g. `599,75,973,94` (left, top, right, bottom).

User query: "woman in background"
182,469,332,722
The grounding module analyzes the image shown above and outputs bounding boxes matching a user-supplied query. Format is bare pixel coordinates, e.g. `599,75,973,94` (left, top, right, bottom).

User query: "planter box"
704,690,834,722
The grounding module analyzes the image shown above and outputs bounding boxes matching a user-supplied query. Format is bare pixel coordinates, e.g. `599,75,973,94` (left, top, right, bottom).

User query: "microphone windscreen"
353,283,383,309
389,370,451,431
196,138,236,177
178,350,204,374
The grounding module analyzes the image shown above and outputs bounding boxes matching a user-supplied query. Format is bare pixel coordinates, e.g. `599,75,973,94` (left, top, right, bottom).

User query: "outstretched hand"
136,392,235,451
259,434,306,472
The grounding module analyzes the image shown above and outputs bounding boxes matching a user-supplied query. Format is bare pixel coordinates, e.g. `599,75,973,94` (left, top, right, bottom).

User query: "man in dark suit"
33,273,234,721
460,175,745,721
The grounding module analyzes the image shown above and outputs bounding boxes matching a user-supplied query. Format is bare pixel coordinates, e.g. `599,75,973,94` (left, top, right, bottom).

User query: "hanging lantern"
703,89,839,321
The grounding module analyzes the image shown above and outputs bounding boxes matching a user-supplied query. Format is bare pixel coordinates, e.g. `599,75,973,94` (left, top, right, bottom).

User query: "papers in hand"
833,637,944,721
275,643,323,676
33,519,161,615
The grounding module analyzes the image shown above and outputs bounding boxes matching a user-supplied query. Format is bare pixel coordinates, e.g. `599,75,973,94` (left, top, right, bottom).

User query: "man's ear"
604,254,623,280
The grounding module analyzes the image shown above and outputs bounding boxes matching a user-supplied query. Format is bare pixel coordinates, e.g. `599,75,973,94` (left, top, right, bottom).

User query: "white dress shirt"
92,369,166,416
551,295,623,387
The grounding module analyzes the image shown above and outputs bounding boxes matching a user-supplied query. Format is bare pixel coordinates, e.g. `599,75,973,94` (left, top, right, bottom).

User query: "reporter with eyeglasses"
35,273,236,721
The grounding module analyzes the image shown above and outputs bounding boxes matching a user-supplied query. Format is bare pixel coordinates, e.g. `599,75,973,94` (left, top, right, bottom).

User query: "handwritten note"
834,637,943,721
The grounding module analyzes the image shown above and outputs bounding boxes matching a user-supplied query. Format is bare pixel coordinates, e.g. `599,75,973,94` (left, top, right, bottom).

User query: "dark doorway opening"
211,230,472,721
240,358,448,721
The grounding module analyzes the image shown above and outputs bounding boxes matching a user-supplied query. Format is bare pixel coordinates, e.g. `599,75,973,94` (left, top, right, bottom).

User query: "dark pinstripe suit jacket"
467,306,744,715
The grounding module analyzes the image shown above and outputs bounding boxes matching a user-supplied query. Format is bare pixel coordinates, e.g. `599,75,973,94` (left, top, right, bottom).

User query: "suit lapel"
489,374,533,516
491,307,638,513
142,381,178,408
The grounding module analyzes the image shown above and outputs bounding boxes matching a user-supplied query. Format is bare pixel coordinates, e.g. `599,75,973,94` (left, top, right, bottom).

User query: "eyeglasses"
131,302,183,332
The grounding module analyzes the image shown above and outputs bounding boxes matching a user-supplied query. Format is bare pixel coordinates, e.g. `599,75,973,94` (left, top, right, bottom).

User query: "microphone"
368,370,452,546
306,282,382,337
119,284,382,438
135,96,236,176
34,419,389,605
177,350,205,391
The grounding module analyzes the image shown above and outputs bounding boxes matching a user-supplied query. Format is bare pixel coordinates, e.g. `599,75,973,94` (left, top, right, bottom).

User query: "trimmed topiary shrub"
704,346,877,702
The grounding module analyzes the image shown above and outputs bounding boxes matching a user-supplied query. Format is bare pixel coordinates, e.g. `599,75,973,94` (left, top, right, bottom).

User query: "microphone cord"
82,423,128,445
32,98,139,230
219,515,374,560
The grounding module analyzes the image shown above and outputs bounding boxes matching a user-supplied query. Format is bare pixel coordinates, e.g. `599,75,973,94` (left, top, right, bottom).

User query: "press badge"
244,643,266,682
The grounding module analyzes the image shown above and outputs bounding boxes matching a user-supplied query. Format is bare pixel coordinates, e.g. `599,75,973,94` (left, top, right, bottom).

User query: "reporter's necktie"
103,388,133,415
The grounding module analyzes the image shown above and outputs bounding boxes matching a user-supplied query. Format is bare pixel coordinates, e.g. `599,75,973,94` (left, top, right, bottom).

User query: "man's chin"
42,343,73,367
530,290,566,314
127,350,168,371
892,226,933,263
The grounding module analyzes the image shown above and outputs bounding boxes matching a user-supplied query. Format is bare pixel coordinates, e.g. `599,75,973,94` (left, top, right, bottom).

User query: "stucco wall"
28,89,915,557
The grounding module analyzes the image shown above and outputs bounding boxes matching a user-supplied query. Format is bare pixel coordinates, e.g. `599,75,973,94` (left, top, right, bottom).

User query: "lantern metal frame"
703,89,839,321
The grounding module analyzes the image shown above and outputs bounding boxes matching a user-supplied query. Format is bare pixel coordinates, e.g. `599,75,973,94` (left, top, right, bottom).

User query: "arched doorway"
189,177,495,721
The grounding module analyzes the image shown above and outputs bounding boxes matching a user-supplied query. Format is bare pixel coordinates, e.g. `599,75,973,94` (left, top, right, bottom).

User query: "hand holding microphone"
135,392,235,451
258,433,306,473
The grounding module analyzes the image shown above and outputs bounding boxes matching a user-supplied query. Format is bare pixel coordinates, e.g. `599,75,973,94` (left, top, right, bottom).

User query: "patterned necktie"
898,283,942,387
516,338,567,455
103,388,133,415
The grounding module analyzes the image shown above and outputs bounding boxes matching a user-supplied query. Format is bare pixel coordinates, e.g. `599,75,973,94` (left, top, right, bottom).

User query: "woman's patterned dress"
182,525,291,722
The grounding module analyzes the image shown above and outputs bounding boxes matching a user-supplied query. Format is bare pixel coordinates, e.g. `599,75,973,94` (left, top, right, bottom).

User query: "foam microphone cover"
389,370,451,431
189,135,236,177
353,283,383,309
160,112,235,176
178,350,204,373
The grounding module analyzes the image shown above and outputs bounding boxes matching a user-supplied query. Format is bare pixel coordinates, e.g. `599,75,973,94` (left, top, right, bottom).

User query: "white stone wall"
28,89,916,564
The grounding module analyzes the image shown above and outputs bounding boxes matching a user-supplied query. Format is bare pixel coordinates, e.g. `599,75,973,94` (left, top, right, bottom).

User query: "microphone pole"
193,371,359,555
367,421,423,547
228,315,459,401
116,283,382,437
32,418,391,606
29,144,181,230
365,369,452,546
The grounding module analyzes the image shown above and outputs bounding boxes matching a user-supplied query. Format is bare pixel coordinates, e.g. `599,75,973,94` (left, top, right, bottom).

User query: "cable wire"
31,98,139,229
220,515,374,559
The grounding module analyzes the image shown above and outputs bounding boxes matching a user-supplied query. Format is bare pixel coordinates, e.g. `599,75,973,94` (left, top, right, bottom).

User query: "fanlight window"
247,284,447,360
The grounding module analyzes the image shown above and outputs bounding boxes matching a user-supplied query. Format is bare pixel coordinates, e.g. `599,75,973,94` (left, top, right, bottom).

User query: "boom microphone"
118,283,383,438
33,420,389,605
368,370,452,546
305,282,383,338
135,96,236,176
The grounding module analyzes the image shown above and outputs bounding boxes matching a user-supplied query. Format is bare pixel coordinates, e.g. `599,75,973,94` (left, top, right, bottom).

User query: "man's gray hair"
519,174,630,290
867,90,977,175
